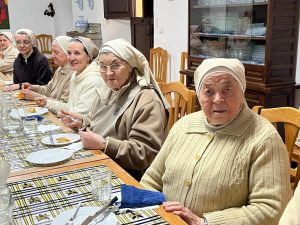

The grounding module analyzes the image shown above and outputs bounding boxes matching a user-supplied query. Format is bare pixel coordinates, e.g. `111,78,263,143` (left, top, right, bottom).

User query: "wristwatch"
19,83,22,89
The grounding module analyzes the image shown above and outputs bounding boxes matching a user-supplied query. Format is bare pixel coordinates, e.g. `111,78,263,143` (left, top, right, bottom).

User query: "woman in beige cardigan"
21,36,73,102
0,32,19,81
279,184,300,225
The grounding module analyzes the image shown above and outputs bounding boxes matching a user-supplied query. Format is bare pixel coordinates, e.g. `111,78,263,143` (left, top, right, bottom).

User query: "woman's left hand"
4,84,19,92
163,202,205,225
79,128,106,150
22,89,40,100
35,96,47,107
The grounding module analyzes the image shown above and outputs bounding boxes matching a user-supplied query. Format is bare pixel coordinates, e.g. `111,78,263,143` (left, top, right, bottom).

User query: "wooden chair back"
259,107,300,189
179,52,188,84
36,34,53,55
160,81,196,131
149,47,168,83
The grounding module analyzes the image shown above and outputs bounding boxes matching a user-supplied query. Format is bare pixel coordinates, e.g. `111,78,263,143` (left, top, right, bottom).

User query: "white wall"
52,0,73,36
153,0,188,82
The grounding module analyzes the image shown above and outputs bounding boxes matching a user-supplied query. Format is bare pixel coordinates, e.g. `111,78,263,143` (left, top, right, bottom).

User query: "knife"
66,201,82,225
80,196,118,225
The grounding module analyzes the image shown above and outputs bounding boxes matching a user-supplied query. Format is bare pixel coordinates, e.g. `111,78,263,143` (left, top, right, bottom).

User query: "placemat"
0,117,93,170
8,166,168,225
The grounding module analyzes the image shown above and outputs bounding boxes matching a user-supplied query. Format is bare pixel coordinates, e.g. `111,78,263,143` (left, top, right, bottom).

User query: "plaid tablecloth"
0,117,93,170
8,166,168,225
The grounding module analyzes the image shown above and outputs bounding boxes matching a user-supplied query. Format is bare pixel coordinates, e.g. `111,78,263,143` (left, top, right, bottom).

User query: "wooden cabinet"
186,0,299,108
103,0,153,19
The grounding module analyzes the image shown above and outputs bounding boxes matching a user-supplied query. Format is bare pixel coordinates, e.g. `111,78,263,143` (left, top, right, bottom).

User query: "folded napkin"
24,115,44,121
120,184,166,208
38,124,60,133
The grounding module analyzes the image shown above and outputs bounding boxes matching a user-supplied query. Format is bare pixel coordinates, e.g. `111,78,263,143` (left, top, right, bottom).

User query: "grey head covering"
99,38,169,109
194,58,246,94
72,36,99,60
15,28,37,47
0,32,14,42
54,35,72,55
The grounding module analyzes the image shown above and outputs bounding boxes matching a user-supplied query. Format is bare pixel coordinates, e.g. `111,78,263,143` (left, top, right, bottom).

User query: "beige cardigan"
0,44,19,80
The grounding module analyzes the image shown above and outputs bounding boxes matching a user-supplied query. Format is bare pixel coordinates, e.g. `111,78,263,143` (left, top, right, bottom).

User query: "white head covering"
194,58,246,94
0,32,14,42
54,36,72,55
72,36,99,60
100,38,169,109
15,28,37,47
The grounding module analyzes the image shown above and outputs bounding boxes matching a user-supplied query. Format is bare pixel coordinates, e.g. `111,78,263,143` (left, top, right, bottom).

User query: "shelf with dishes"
193,2,267,8
193,32,266,40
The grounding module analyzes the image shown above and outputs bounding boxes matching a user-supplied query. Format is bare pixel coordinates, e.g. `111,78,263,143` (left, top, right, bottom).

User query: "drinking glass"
90,166,111,202
1,99,23,136
23,117,38,146
0,186,13,225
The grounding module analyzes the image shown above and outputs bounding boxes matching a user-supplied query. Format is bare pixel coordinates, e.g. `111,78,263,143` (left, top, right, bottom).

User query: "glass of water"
0,186,13,225
90,166,111,202
23,117,38,147
1,99,23,136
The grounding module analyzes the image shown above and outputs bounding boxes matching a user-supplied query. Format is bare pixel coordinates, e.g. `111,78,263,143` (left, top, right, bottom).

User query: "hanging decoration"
44,3,55,17
88,0,94,10
74,0,83,10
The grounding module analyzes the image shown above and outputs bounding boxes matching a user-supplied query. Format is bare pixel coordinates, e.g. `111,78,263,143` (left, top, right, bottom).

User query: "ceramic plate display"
26,149,73,165
51,207,118,225
41,133,80,146
10,107,48,119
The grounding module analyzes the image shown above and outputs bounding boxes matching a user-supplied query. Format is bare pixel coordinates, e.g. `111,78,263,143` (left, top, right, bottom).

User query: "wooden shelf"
192,2,267,8
194,32,266,40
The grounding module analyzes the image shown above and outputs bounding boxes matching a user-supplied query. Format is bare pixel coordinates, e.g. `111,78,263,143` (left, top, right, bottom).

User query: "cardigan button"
207,133,214,140
184,179,192,187
195,154,201,160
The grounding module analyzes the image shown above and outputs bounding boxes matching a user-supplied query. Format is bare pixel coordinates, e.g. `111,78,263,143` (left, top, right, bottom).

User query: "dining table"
1,98,188,225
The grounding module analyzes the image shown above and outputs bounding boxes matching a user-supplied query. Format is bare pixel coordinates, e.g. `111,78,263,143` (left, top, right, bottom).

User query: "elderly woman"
140,58,291,225
0,32,19,81
279,184,300,225
4,29,52,91
36,37,103,117
21,36,73,102
60,39,169,179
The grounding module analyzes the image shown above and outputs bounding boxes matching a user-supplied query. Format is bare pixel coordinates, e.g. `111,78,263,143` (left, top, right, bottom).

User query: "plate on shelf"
10,107,48,119
26,149,73,165
51,207,118,225
41,133,80,146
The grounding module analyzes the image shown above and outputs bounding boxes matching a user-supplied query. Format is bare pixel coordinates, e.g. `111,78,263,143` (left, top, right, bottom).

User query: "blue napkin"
120,184,166,208
23,115,44,121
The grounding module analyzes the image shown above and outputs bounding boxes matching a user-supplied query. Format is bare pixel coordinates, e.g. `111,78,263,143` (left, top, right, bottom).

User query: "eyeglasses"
15,40,31,46
99,62,125,73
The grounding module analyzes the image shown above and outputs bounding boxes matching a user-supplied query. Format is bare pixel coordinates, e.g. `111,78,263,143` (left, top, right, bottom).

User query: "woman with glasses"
0,32,19,81
59,39,169,180
21,36,73,103
4,29,52,91
35,37,104,117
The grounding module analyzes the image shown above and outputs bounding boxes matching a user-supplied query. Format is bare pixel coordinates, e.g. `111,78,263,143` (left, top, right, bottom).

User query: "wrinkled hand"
58,110,83,129
35,96,47,107
4,84,19,92
163,202,204,225
22,82,32,90
22,89,41,100
79,128,105,150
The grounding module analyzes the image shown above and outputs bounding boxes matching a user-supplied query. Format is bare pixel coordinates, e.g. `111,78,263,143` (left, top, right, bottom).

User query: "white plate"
51,207,118,225
41,133,80,146
10,107,48,118
26,148,73,165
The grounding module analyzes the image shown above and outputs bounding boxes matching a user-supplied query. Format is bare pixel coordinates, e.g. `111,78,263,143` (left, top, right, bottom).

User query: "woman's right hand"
35,96,47,107
22,82,32,90
58,110,83,129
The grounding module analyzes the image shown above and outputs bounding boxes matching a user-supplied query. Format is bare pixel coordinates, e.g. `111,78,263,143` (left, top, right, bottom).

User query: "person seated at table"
279,184,300,225
0,32,19,81
59,38,169,180
4,29,52,91
21,36,73,103
140,58,292,225
35,36,104,117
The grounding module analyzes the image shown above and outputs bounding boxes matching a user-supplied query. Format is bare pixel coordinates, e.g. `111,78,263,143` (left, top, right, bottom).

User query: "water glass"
91,166,111,202
0,186,13,225
1,99,23,135
23,117,38,146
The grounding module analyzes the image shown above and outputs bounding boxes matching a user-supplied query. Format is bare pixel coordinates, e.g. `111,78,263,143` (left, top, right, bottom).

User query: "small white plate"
41,133,80,146
51,207,118,225
26,148,73,165
10,107,48,118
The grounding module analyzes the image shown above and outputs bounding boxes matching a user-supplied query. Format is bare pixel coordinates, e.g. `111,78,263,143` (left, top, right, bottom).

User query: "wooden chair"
160,81,196,131
149,47,168,83
179,52,188,84
36,34,56,73
258,107,300,190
